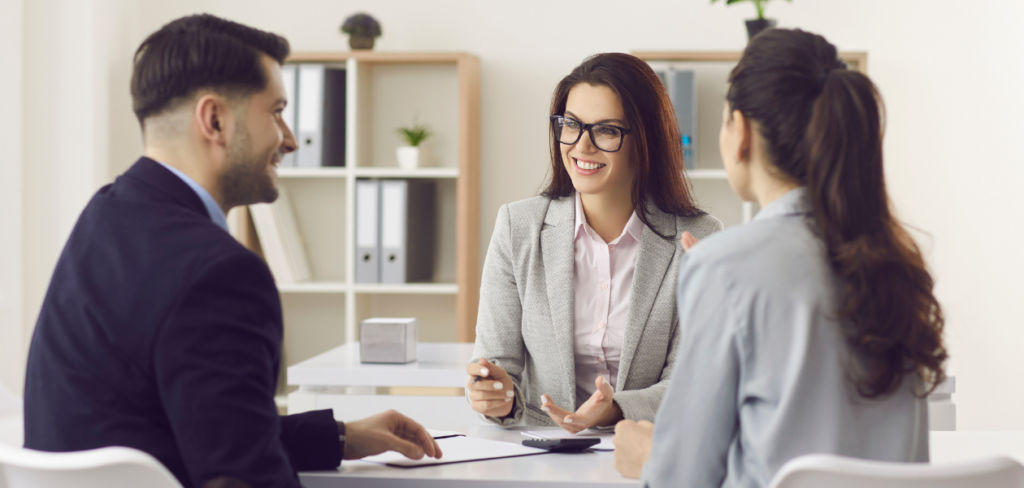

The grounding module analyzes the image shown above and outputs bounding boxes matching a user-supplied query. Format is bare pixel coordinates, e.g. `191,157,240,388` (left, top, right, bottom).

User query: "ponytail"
728,29,947,398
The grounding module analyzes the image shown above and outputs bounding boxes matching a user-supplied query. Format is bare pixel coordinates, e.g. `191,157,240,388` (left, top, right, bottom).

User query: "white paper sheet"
426,429,464,439
523,428,616,451
357,436,547,468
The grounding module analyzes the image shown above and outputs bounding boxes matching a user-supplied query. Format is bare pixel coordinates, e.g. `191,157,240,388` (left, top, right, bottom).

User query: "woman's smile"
573,157,607,175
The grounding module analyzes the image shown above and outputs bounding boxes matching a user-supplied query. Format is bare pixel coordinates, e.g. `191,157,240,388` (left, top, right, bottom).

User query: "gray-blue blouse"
641,187,928,488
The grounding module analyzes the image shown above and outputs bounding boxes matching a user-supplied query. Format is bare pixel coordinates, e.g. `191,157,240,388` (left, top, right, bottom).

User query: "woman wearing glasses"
465,53,723,431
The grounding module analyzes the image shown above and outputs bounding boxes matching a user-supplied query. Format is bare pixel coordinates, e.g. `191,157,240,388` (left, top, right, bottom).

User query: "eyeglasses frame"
550,115,632,153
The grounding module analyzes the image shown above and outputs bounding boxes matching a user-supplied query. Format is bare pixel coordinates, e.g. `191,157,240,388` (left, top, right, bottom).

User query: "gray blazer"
471,194,723,426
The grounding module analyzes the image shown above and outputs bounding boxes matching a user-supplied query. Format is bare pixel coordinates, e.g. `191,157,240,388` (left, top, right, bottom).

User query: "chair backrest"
0,443,182,488
769,453,1024,488
0,383,20,417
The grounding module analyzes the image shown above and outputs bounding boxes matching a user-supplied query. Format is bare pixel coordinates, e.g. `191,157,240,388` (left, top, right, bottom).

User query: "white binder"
296,64,346,167
380,180,436,284
280,64,297,167
355,179,381,283
248,185,311,284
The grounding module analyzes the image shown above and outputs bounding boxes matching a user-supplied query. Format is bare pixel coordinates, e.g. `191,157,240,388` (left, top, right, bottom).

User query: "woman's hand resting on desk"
612,419,653,479
466,359,516,418
541,376,622,434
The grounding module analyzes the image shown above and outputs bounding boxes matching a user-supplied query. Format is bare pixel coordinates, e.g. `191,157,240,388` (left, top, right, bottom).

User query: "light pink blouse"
572,192,644,406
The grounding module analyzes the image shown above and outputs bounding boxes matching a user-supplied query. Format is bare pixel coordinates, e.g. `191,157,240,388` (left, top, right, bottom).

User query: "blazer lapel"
617,204,677,388
540,196,577,409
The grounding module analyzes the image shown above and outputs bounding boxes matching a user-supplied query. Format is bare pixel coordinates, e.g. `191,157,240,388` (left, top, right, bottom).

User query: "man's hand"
680,231,700,251
466,358,515,418
612,419,653,479
342,410,442,461
540,376,622,434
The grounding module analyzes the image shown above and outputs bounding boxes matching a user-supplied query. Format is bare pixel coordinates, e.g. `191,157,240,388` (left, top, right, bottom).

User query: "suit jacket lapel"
540,195,577,409
617,204,677,388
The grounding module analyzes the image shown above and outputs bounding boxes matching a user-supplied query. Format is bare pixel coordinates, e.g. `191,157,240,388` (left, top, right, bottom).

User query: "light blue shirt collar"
156,161,229,232
753,187,810,222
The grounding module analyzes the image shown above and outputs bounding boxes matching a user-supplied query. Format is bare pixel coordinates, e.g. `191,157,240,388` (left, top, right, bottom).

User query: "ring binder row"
280,63,347,168
654,68,697,170
356,179,437,284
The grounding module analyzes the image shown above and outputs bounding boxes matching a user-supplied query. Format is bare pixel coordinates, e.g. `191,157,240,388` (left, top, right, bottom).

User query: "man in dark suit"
23,14,440,488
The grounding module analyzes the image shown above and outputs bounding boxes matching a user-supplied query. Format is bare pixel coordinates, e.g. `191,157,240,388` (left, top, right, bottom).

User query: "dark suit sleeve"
153,251,341,488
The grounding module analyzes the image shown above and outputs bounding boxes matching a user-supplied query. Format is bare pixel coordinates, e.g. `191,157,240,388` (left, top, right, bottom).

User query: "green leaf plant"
396,124,431,147
710,0,792,20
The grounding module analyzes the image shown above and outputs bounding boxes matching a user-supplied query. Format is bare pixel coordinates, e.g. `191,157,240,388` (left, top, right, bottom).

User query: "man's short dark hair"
130,14,290,124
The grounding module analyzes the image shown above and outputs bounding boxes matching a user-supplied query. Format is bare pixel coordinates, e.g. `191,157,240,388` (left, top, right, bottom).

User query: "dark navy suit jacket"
24,158,341,488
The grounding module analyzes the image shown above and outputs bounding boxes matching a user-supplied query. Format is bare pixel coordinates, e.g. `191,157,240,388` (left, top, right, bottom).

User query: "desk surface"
300,425,636,488
300,430,1024,488
930,431,1024,464
288,343,475,388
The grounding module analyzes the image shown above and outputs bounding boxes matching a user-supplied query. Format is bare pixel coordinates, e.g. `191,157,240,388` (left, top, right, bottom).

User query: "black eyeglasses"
550,115,631,153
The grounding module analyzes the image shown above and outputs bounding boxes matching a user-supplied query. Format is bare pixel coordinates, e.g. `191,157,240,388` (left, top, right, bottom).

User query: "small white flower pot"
396,145,428,170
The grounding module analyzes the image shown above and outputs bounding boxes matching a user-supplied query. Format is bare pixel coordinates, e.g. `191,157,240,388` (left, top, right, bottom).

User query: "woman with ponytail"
611,29,947,487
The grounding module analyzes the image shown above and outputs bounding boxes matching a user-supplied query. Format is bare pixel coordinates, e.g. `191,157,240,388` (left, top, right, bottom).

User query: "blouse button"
600,282,609,290
597,322,606,329
597,357,604,363
608,244,616,252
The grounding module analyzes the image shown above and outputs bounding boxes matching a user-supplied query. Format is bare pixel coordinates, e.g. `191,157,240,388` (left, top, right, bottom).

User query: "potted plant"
341,13,382,50
395,123,431,169
710,0,791,41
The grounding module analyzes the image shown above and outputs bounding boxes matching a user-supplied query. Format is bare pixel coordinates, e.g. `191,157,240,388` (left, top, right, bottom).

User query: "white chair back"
769,453,1024,488
0,383,21,448
0,444,182,488
0,383,19,417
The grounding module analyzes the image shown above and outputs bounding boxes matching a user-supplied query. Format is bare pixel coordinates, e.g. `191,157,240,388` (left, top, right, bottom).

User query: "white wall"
0,0,27,396
4,0,1023,430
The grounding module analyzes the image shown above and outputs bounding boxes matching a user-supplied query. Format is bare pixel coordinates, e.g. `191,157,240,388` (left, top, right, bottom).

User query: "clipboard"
357,436,549,468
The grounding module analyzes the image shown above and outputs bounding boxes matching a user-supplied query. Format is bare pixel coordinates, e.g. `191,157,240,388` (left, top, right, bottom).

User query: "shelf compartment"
687,169,728,180
277,167,347,178
352,283,458,295
278,282,348,293
353,167,459,178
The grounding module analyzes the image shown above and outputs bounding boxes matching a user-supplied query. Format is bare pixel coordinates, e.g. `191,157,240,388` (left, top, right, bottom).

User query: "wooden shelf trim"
287,51,475,64
634,51,868,74
276,167,460,179
278,282,459,294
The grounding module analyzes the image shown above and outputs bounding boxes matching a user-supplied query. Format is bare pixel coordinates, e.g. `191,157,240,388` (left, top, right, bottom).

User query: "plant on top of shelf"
395,123,432,170
341,13,382,50
710,0,791,41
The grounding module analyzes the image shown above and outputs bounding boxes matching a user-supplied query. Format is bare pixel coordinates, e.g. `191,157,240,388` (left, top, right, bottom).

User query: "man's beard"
220,124,279,208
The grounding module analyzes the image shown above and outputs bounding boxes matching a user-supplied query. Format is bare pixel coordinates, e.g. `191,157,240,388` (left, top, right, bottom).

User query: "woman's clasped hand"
465,358,516,417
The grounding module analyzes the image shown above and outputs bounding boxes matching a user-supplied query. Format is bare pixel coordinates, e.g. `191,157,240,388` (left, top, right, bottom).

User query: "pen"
471,359,494,384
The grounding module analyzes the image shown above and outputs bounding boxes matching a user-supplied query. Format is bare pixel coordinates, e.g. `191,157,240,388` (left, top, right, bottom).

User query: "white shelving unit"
639,51,867,227
235,52,480,391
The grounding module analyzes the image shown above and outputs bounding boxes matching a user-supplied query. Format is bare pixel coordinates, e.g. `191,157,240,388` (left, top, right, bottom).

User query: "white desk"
931,431,1024,463
299,429,1024,488
288,343,489,427
300,425,636,488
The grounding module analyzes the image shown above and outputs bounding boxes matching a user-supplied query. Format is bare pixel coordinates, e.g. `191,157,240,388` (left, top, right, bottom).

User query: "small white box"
360,318,418,364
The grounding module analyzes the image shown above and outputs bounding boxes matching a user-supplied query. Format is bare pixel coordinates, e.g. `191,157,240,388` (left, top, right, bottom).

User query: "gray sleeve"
468,204,527,426
612,303,680,423
641,254,740,488
614,214,721,423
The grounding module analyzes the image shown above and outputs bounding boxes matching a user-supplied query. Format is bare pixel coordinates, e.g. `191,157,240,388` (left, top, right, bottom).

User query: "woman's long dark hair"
728,29,947,398
542,53,702,239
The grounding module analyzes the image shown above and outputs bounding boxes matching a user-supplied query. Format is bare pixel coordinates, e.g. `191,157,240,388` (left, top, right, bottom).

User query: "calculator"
522,438,601,452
